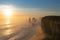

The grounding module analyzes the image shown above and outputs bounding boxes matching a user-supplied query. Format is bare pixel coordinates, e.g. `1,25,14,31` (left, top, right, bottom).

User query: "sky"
0,0,60,15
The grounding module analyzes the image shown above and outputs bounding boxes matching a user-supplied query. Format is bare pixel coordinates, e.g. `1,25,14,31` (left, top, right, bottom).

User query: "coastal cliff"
41,16,60,40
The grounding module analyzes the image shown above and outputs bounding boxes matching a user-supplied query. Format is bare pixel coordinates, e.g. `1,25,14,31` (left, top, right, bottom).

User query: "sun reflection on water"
0,5,14,35
0,5,28,37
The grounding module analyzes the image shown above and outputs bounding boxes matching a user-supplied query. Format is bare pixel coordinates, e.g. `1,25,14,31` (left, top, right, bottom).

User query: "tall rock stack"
41,16,60,40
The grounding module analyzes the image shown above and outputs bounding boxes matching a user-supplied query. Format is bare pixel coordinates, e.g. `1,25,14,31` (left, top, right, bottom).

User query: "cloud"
16,8,59,15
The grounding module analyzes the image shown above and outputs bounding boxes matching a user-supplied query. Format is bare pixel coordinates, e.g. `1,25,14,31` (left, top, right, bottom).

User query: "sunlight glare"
0,5,14,17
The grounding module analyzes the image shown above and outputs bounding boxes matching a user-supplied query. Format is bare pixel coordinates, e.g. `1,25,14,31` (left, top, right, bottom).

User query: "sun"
0,5,14,17
4,7,12,16
4,8,12,15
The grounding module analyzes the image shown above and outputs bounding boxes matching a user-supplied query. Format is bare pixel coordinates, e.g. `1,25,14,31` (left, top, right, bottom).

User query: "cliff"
41,16,60,40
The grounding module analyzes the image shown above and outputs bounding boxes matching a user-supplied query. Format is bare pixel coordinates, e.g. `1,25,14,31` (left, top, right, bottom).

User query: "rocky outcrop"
41,16,60,40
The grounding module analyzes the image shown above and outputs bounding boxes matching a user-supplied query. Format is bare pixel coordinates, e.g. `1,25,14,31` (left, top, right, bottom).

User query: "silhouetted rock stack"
41,16,60,40
29,18,31,23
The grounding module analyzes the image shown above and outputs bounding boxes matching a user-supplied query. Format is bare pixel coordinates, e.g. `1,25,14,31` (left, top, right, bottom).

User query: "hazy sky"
0,0,60,15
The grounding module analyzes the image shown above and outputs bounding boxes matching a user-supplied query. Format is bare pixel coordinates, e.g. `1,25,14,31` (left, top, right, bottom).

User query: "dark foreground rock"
41,16,60,40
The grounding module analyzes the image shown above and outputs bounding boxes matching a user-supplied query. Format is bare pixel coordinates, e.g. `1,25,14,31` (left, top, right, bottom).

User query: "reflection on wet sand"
3,29,13,36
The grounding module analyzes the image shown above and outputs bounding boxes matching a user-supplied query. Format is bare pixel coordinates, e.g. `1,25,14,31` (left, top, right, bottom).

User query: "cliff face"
41,16,60,40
